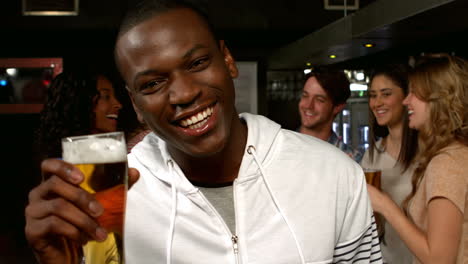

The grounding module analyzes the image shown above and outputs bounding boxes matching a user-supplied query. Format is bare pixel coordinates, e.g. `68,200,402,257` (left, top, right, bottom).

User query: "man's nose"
307,99,315,109
168,74,201,107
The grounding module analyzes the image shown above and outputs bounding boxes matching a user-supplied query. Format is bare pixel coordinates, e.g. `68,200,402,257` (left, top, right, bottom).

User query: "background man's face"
298,77,336,130
115,8,239,157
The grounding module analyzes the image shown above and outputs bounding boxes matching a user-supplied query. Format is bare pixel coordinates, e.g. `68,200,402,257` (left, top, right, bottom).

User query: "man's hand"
25,159,140,264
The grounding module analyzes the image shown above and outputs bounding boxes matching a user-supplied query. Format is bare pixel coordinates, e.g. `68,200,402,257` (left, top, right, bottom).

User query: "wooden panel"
0,58,63,78
0,104,43,114
0,58,62,113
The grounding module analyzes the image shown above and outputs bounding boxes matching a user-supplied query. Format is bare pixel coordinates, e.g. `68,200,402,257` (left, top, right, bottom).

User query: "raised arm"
367,185,462,263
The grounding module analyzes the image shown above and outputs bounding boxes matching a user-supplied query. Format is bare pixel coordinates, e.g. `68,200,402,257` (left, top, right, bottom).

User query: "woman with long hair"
367,54,468,263
34,69,126,264
35,69,124,160
361,64,418,263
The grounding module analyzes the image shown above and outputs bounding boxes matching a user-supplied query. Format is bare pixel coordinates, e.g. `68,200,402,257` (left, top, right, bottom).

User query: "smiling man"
298,70,363,162
25,1,382,263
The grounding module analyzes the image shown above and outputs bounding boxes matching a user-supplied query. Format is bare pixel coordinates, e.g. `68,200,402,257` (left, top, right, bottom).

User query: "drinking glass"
363,168,381,190
363,168,384,236
62,131,128,264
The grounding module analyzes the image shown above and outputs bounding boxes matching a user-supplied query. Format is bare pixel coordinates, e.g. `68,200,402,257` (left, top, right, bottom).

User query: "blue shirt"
327,131,363,163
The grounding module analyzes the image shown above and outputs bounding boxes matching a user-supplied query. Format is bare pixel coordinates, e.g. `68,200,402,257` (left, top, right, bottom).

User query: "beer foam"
62,138,127,164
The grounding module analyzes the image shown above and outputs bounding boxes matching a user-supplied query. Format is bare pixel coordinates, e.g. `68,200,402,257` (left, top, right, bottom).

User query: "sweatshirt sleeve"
332,164,384,263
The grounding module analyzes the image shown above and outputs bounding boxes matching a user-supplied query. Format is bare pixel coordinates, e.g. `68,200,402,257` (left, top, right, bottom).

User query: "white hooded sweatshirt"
125,113,382,264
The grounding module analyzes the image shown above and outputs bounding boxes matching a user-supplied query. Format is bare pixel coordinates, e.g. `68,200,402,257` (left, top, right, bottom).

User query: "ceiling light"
364,43,374,48
22,0,79,16
329,55,337,59
355,72,365,81
350,83,368,91
6,68,17,76
304,69,312,74
306,62,311,66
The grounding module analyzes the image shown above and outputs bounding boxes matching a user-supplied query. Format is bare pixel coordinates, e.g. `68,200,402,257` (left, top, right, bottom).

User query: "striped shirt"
333,215,383,263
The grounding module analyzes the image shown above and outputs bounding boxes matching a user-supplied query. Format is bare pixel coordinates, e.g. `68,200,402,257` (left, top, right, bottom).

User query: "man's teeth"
376,109,387,114
180,107,213,128
408,110,414,115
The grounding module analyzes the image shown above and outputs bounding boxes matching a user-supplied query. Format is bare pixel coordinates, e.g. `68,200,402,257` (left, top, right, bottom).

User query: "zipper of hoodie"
197,184,240,264
231,234,239,264
232,180,240,264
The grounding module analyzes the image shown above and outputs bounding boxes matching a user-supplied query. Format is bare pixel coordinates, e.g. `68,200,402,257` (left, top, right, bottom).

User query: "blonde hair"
403,54,468,213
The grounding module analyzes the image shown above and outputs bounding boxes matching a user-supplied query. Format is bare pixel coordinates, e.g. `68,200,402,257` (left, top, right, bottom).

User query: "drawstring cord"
166,160,177,264
247,145,306,264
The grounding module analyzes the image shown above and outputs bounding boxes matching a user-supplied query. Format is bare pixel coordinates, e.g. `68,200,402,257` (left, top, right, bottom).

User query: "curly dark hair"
35,70,103,160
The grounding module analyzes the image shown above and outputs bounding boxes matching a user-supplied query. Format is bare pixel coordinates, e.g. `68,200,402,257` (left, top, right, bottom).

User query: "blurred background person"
298,69,363,162
361,64,418,263
367,54,468,263
35,69,123,161
33,67,137,263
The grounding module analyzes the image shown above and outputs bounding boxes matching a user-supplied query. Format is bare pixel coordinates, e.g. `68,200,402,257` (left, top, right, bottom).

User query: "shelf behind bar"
0,104,43,114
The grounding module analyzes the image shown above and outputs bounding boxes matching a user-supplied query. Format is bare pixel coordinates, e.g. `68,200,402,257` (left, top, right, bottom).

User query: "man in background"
298,69,363,162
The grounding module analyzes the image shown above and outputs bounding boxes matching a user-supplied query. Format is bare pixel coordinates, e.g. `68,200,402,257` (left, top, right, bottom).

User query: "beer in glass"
62,131,128,264
363,168,384,236
363,168,381,190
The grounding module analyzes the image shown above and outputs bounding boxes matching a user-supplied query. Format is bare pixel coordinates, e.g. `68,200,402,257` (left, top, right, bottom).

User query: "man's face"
298,77,339,131
115,8,239,158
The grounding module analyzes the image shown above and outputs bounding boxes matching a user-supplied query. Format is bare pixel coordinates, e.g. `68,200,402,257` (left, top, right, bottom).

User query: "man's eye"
189,57,209,71
140,79,165,94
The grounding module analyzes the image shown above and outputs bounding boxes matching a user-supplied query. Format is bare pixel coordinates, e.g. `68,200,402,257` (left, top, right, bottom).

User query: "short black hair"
303,68,350,106
117,0,216,41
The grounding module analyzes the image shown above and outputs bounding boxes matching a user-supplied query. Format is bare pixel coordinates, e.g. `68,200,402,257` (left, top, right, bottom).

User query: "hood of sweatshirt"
129,113,282,191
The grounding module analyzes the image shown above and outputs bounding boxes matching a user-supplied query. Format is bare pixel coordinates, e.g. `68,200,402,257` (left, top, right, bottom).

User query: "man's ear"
333,103,346,116
219,40,238,79
128,91,145,123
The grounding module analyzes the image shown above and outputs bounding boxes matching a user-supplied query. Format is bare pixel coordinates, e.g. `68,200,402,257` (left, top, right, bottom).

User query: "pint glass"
363,168,381,190
363,168,384,236
62,132,128,264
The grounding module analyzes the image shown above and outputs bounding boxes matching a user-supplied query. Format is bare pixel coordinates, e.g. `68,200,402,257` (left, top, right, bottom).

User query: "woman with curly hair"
35,70,123,161
361,64,418,263
367,54,468,263
34,69,126,264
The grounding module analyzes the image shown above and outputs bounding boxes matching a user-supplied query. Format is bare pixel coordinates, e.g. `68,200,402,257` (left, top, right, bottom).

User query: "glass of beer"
363,168,384,236
363,168,381,190
62,131,128,264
